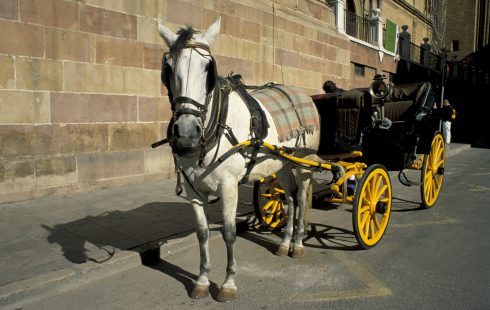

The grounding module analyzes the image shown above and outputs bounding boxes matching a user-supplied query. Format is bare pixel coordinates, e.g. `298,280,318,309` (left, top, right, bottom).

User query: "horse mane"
170,26,200,63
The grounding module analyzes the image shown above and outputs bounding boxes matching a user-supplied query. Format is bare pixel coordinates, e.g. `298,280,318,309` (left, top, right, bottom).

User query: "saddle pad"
251,85,320,142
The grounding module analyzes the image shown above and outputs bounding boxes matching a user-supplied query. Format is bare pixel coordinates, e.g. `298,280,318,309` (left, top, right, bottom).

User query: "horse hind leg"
190,199,211,299
216,181,238,302
290,169,312,258
274,170,295,256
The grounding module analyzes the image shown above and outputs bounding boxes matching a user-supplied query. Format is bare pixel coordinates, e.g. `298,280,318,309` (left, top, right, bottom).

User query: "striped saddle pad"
251,84,320,142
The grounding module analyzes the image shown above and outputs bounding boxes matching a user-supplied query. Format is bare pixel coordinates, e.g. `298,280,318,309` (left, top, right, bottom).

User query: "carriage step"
398,171,421,187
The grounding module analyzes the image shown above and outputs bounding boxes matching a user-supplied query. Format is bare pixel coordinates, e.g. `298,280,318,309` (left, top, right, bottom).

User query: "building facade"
0,0,439,203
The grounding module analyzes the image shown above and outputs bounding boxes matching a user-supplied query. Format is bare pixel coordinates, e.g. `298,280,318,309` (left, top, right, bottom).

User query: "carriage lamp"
369,74,392,129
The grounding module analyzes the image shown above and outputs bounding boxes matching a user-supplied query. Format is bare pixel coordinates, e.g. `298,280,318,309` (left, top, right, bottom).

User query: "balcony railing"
344,10,378,44
343,10,443,71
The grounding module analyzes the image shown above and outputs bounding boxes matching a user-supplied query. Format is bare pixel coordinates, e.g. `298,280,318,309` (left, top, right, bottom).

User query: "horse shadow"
42,199,253,299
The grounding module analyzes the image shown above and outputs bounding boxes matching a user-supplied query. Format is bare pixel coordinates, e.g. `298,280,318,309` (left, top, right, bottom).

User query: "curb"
0,251,141,310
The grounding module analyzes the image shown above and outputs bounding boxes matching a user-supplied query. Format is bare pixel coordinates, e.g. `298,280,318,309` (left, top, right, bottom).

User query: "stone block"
144,43,165,70
16,58,63,91
0,159,35,192
0,0,18,20
123,67,161,96
144,147,172,174
59,124,109,154
137,16,163,45
275,48,300,68
253,62,274,84
0,90,50,123
77,151,145,182
287,20,305,36
214,55,254,81
45,28,95,63
167,0,203,28
0,20,44,57
64,62,125,94
82,94,137,123
34,156,77,187
300,54,325,73
213,0,235,15
138,96,171,122
80,5,137,40
0,159,34,182
35,156,76,176
0,56,15,89
0,125,60,158
50,92,85,123
86,0,166,19
234,3,262,24
20,0,78,29
109,123,160,151
96,36,144,68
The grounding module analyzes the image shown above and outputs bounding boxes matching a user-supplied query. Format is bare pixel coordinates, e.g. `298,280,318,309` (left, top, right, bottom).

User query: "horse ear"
157,18,178,47
199,17,221,46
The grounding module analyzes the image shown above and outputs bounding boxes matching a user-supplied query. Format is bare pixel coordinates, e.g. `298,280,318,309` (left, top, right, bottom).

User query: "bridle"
161,39,226,163
162,40,216,120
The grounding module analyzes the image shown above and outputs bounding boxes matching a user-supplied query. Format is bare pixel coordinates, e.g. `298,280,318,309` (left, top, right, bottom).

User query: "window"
354,63,365,76
452,40,460,51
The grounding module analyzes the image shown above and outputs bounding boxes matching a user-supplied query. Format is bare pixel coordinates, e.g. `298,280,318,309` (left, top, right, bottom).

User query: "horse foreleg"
216,181,238,302
190,199,211,299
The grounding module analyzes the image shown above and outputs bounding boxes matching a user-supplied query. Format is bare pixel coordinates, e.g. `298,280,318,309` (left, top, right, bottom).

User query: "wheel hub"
376,201,388,214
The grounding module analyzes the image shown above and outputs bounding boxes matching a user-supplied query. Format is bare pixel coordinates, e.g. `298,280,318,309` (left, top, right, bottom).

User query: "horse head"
158,18,221,154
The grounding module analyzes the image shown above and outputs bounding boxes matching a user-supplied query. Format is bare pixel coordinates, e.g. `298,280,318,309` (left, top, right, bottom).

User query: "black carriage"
254,74,446,249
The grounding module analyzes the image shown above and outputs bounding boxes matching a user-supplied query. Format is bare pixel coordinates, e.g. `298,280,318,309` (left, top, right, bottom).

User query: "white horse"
157,17,320,302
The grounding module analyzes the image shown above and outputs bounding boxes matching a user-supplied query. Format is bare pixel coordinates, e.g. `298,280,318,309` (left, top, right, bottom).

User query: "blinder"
161,44,217,109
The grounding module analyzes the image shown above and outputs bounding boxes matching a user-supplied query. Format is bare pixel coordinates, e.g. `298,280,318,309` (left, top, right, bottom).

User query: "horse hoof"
275,245,289,256
190,284,209,299
291,246,305,258
216,287,237,302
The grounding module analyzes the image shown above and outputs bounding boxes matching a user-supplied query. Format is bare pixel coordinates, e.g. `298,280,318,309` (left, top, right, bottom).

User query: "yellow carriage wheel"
253,176,288,231
352,164,392,249
253,177,312,231
420,132,446,209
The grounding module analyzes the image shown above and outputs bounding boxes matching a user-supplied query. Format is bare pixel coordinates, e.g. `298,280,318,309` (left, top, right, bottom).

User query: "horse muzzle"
171,114,203,150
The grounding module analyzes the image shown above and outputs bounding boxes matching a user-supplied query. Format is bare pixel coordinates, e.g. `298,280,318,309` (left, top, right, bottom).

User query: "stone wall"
0,0,356,203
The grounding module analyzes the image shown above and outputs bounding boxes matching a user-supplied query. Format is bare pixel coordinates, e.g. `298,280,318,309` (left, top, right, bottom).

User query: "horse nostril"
192,125,202,139
173,123,181,138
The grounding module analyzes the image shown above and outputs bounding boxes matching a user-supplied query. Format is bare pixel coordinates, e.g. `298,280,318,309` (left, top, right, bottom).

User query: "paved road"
15,147,490,309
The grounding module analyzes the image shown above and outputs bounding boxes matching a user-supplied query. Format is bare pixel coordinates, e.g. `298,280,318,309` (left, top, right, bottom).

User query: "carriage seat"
382,82,431,122
312,88,371,154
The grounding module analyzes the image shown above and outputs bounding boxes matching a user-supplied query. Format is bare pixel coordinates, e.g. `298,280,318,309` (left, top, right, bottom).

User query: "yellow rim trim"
356,167,392,246
422,134,445,207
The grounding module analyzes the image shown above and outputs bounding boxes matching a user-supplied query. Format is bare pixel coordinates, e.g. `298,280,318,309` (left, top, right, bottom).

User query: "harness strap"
228,75,269,140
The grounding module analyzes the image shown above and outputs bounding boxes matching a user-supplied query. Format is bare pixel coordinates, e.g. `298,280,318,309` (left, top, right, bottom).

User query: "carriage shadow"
391,196,424,212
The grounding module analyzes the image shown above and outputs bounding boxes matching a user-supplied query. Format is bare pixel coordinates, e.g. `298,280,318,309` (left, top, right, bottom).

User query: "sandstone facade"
0,0,427,203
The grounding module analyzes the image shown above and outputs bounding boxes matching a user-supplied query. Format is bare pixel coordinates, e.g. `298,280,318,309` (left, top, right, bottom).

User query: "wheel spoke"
370,219,375,238
363,215,370,236
274,188,285,194
360,205,371,214
374,215,381,230
362,196,370,207
260,193,272,198
262,200,274,212
375,184,388,202
265,201,278,224
360,211,370,229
